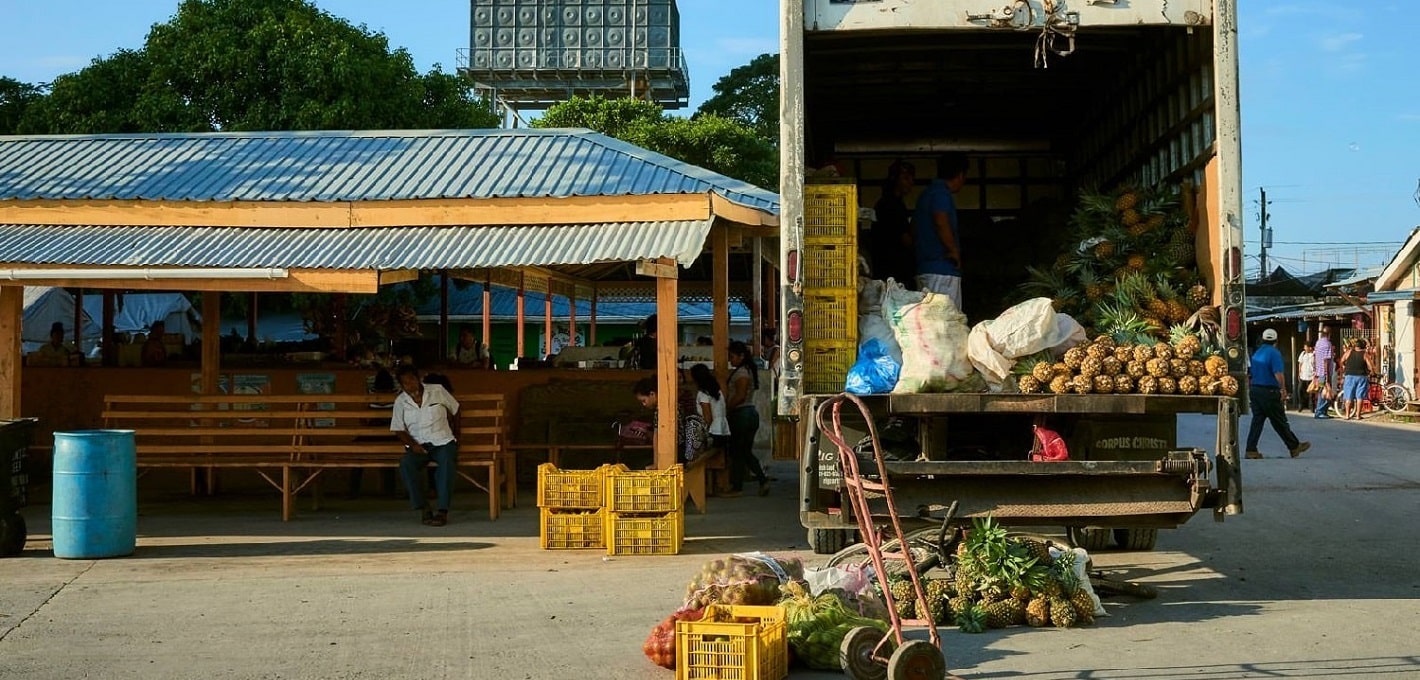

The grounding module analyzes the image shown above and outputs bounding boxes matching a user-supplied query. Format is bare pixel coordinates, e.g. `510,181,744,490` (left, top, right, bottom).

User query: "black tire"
809,528,854,555
887,640,946,680
840,625,891,680
0,512,27,557
827,527,942,575
1381,384,1410,414
1068,527,1113,551
1113,528,1158,551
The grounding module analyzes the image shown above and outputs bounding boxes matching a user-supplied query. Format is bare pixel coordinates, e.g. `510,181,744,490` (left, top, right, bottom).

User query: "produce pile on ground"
1012,328,1237,396
887,518,1104,632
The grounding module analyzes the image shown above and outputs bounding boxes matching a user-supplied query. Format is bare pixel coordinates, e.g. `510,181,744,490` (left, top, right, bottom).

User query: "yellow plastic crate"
802,340,856,395
676,605,788,680
537,463,622,509
605,510,683,556
803,242,857,290
606,465,683,513
539,508,605,550
804,183,858,242
802,293,856,341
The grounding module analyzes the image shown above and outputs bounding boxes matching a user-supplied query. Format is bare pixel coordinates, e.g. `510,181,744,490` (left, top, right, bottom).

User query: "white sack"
1048,313,1089,355
984,297,1060,359
968,320,1014,390
884,288,975,393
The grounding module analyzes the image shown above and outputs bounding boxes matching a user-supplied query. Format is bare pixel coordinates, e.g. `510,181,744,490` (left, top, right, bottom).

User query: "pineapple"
1142,316,1167,337
1025,598,1051,627
1152,342,1175,361
1158,376,1178,394
1079,269,1107,302
1187,359,1207,378
1137,375,1159,394
1093,375,1114,394
956,603,988,634
1092,334,1117,350
1167,299,1192,325
1005,598,1028,626
1126,253,1147,272
949,595,974,620
1031,360,1055,383
1049,596,1079,628
1126,361,1147,379
1070,376,1094,394
1186,283,1211,310
1010,584,1032,602
1048,375,1072,394
924,579,952,625
1092,238,1116,260
1170,325,1203,359
1204,355,1228,377
1145,297,1170,321
1069,588,1097,624
1170,358,1189,379
889,579,916,620
1084,342,1109,362
1144,213,1167,232
1166,229,1195,265
1016,538,1053,566
1178,375,1200,395
982,599,1013,629
1199,379,1219,396
1112,346,1133,364
1018,375,1043,394
1063,346,1086,371
1101,356,1122,376
1132,344,1154,363
1121,209,1142,228
1052,362,1071,378
1079,355,1103,379
1113,374,1135,394
1114,190,1140,212
1145,357,1170,378
1219,375,1240,396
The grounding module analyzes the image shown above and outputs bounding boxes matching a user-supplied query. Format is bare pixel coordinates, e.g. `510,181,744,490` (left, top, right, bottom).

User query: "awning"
1246,304,1365,323
1367,289,1420,303
0,221,714,271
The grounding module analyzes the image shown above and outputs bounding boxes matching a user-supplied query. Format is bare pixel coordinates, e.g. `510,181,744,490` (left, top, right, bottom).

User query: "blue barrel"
52,430,137,559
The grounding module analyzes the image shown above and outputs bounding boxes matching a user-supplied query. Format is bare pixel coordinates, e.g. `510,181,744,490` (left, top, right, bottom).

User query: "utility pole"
1258,187,1272,279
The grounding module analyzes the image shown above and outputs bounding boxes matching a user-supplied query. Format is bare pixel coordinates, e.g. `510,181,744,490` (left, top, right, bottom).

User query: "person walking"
1296,342,1315,412
1313,325,1335,419
725,341,770,497
1339,339,1375,420
1246,329,1310,460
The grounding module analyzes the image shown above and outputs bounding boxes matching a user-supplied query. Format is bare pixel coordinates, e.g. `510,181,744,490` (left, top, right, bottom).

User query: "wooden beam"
752,237,764,355
481,279,492,367
0,194,713,228
201,292,221,396
713,225,731,382
635,259,679,279
0,268,383,293
379,269,420,285
655,263,679,471
0,287,21,418
710,194,780,228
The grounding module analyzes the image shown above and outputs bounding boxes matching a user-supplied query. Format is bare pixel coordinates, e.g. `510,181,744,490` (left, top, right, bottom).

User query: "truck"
776,0,1250,554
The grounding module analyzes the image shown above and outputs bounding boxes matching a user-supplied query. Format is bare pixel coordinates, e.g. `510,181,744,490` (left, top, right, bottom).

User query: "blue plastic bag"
844,338,900,395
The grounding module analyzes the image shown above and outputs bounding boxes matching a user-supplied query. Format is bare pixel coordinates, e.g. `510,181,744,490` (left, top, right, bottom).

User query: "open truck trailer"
776,0,1251,554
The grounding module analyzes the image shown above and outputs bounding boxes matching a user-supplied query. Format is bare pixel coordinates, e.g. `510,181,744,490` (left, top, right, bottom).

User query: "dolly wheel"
840,626,891,680
0,513,26,556
888,640,946,680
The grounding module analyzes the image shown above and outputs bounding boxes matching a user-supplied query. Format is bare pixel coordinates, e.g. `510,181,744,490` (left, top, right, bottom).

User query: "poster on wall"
297,373,337,428
230,374,271,427
189,372,232,427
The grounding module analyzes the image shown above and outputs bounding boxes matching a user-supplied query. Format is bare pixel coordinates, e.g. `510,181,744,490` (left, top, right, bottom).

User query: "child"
689,364,731,453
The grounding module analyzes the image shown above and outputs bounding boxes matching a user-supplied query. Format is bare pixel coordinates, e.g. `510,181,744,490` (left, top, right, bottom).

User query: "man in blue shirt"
914,153,969,312
1245,328,1310,459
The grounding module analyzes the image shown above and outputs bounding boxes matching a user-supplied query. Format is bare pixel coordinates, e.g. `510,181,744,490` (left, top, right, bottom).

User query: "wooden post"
481,279,492,368
752,237,764,352
73,289,85,351
713,223,731,383
516,275,526,359
246,292,258,344
0,287,21,418
568,287,577,348
439,271,450,362
102,291,117,366
544,293,554,359
332,293,348,362
655,261,679,471
590,285,599,347
202,292,221,395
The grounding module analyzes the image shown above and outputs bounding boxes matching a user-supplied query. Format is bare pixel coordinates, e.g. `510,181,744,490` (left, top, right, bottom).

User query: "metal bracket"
968,2,1033,29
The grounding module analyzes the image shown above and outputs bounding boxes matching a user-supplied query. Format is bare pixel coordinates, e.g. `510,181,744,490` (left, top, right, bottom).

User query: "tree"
0,77,44,134
695,53,779,145
18,0,498,134
534,96,776,190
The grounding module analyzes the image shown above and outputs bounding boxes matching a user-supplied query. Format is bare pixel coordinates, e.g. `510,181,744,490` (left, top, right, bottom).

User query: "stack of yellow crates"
604,465,684,556
537,463,619,550
802,182,859,394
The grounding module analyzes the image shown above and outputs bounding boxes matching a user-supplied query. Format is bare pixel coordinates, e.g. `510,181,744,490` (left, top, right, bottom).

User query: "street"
2,413,1418,680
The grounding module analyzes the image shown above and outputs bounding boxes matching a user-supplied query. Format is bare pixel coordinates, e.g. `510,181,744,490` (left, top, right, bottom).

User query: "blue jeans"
727,407,766,491
400,441,458,511
1313,374,1332,417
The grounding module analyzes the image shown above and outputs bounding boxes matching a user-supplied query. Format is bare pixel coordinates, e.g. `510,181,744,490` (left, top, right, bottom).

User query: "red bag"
1030,425,1069,462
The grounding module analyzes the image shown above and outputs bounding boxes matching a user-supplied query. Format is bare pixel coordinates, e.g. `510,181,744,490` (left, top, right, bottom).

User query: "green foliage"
695,52,779,144
0,77,44,134
535,96,777,190
16,0,497,134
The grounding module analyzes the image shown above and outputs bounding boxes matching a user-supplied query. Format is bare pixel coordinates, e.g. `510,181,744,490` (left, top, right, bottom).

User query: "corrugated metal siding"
0,129,778,214
0,221,714,269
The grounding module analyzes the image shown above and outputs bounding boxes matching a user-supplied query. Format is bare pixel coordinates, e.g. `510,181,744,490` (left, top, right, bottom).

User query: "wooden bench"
102,393,511,521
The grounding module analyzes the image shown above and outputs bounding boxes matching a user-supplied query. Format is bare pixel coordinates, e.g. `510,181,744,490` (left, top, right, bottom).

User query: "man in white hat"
1245,328,1310,459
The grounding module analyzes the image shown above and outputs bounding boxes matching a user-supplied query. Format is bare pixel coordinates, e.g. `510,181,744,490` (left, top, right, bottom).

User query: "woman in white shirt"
690,364,731,451
391,365,460,526
1296,343,1316,412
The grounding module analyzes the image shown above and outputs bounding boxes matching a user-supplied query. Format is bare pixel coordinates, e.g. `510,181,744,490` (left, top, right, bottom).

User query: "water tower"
458,0,690,116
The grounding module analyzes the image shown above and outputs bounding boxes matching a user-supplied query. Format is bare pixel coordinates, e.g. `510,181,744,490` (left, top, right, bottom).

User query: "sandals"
429,511,448,527
420,509,435,525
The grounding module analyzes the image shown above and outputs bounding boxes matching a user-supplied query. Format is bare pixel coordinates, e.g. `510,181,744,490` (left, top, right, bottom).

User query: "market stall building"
0,129,780,495
1369,227,1420,396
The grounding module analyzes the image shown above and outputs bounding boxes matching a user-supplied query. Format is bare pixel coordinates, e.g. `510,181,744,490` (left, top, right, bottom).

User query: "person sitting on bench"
391,365,460,526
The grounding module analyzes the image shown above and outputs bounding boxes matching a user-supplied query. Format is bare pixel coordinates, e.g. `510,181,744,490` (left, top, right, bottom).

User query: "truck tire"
0,513,26,557
1113,528,1158,551
1068,527,1113,552
808,528,854,555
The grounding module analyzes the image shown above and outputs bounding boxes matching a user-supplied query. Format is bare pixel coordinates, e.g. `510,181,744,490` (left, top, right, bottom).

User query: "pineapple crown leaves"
1050,549,1080,591
955,603,988,633
1012,352,1055,377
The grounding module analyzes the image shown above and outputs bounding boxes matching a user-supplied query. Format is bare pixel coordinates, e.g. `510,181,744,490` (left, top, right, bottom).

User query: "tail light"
786,310,803,343
1226,307,1243,340
1227,247,1243,283
786,249,799,283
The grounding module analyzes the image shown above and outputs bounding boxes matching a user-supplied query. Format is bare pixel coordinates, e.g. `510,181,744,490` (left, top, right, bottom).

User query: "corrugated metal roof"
1246,304,1364,323
0,221,713,269
0,128,779,215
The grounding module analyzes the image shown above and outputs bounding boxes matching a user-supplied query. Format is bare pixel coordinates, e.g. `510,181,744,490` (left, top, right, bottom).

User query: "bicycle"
1328,374,1413,418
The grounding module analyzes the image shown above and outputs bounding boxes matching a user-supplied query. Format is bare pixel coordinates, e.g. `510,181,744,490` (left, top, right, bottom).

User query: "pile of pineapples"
1019,185,1211,337
888,517,1097,631
1015,331,1238,397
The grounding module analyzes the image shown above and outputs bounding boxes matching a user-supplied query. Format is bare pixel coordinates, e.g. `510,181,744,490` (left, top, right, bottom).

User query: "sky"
0,1,1415,279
